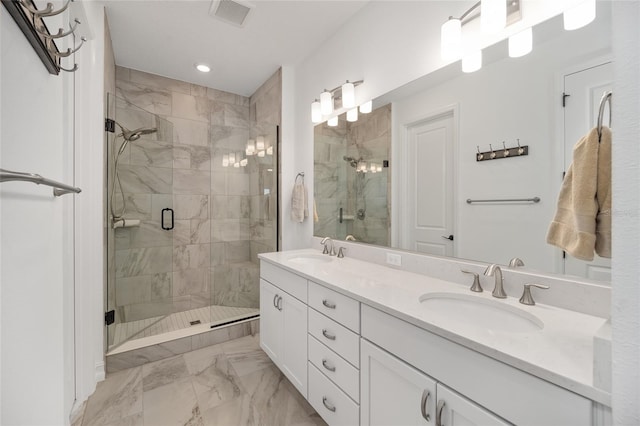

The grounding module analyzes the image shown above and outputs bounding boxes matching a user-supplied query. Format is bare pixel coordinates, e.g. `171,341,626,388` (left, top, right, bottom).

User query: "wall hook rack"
476,140,528,162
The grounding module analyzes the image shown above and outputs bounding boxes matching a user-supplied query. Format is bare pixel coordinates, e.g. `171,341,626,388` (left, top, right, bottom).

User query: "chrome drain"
190,320,201,326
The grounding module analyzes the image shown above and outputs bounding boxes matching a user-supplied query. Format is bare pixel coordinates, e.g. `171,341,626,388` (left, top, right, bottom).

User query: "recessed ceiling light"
195,63,211,73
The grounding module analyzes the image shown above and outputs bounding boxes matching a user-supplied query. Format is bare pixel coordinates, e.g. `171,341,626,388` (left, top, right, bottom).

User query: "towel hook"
36,18,81,40
295,172,305,184
476,146,484,161
49,36,86,58
20,0,72,18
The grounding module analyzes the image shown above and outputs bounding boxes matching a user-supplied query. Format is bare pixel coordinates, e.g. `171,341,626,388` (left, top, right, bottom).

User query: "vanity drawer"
309,308,360,367
308,363,360,426
308,335,360,402
308,281,360,333
260,260,307,302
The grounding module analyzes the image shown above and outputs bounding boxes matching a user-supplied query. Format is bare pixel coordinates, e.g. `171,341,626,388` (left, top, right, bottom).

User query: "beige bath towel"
313,199,319,223
291,182,308,223
546,126,612,260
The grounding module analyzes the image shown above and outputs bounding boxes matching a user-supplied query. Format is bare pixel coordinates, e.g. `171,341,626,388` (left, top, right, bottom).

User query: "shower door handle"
161,208,174,230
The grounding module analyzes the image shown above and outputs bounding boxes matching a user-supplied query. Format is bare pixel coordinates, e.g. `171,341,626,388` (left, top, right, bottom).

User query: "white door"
436,384,510,426
563,62,612,281
281,293,308,397
404,111,455,256
259,279,281,362
361,339,437,425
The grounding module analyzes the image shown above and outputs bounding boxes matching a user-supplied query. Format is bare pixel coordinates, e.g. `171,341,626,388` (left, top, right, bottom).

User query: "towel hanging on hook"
597,91,612,141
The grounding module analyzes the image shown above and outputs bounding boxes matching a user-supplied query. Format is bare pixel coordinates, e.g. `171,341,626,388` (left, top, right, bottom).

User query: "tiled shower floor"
111,305,259,350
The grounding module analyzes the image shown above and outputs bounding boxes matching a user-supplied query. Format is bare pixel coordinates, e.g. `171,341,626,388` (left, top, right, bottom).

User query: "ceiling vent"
209,0,254,28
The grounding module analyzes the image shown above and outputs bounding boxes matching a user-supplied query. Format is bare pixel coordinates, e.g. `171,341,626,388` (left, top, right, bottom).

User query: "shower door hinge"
105,310,115,326
105,118,115,133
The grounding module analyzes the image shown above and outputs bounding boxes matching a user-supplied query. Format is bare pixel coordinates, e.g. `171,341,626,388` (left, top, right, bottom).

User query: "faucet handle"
519,283,550,306
461,269,483,293
322,243,329,254
329,245,337,256
337,247,346,258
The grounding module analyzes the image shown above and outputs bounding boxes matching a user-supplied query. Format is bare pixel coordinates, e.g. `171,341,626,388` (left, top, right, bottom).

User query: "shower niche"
106,85,278,352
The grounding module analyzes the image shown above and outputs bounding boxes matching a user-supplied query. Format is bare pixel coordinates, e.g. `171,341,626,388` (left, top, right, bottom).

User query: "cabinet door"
259,279,281,363
361,339,437,426
436,384,510,426
281,292,308,397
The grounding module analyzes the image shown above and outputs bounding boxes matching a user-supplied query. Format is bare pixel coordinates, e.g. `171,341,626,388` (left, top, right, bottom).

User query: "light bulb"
370,163,377,173
360,100,372,114
327,116,339,127
481,0,506,34
441,18,462,61
347,108,358,122
229,152,236,164
256,136,265,151
358,161,367,173
320,90,333,115
246,139,255,155
462,50,482,73
509,27,532,58
342,81,355,109
258,150,265,158
376,165,382,172
266,146,273,155
563,0,596,31
234,162,240,168
311,100,321,123
222,154,229,167
240,158,248,167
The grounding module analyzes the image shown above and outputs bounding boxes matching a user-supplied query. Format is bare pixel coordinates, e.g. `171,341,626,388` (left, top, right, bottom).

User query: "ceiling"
103,0,369,97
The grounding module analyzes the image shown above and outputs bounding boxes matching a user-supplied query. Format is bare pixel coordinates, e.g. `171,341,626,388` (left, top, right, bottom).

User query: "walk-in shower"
105,92,278,353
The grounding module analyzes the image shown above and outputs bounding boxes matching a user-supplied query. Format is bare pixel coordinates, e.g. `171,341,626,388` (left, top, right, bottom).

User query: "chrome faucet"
484,264,507,298
508,257,525,268
321,237,336,256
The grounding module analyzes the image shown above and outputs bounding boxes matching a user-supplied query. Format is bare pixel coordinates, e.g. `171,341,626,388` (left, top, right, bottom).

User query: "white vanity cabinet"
259,262,308,397
361,339,508,426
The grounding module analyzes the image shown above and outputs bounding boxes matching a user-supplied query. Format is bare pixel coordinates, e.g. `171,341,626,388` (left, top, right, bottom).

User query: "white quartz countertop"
259,249,611,406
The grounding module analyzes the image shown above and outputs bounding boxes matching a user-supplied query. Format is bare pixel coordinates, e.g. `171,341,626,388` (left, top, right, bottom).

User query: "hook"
50,36,86,58
517,139,524,155
489,144,496,159
37,18,80,40
59,63,79,72
476,146,484,161
20,0,72,18
503,141,509,157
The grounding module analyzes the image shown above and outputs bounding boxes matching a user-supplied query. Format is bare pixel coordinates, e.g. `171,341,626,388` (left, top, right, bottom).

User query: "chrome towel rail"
0,168,81,196
467,197,540,204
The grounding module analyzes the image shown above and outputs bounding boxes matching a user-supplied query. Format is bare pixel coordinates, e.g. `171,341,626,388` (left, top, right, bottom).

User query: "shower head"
343,156,360,168
115,122,158,142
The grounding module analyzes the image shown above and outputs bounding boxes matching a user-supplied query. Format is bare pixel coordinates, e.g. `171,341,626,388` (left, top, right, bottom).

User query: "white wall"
393,14,610,273
0,7,75,424
611,2,640,424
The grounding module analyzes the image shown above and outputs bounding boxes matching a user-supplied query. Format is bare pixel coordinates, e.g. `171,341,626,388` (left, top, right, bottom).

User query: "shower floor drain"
189,320,202,326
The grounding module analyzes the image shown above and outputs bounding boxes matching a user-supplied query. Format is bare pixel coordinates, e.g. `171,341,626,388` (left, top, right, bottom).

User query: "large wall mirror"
314,3,612,282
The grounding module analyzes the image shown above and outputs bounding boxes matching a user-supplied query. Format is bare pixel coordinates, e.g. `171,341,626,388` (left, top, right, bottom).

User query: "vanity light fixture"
257,150,266,158
266,146,273,156
246,139,256,155
441,17,462,61
481,0,506,34
327,116,339,127
508,27,532,58
376,164,383,173
228,152,236,165
256,136,265,151
360,100,373,114
320,90,333,115
563,0,596,31
342,81,355,108
195,63,211,73
346,108,358,122
462,50,482,73
311,100,322,123
222,154,229,167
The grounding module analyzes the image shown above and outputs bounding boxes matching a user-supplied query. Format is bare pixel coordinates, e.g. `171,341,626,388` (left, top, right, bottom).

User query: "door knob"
442,235,454,241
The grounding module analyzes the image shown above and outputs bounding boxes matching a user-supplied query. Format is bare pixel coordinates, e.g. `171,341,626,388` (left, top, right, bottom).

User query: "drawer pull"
420,390,431,422
273,294,279,309
322,329,336,341
322,359,336,372
277,296,283,311
322,396,337,413
436,399,446,426
322,299,336,309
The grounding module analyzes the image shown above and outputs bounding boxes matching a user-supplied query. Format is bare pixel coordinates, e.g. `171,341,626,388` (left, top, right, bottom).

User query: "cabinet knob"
322,396,336,412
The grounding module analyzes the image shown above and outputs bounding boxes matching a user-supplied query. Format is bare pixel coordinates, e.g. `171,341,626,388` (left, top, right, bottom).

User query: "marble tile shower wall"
113,66,264,326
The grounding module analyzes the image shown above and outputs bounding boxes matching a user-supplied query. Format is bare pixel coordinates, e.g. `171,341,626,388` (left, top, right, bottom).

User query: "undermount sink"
419,292,544,333
287,254,333,264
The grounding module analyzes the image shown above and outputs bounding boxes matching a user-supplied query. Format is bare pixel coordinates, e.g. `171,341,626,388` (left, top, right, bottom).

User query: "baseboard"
94,360,105,382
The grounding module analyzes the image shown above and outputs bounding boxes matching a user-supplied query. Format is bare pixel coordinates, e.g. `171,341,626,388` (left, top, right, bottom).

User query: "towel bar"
466,197,540,204
0,168,81,196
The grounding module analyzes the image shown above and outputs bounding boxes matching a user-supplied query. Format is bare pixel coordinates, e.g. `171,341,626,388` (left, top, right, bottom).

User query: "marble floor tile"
100,413,143,426
200,395,255,426
142,354,190,392
190,353,244,410
222,335,273,377
143,378,203,426
82,367,143,426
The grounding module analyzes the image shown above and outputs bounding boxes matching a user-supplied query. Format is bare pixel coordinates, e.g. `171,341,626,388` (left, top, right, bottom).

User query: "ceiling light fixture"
441,17,462,62
195,63,211,73
311,100,322,123
327,116,339,127
341,81,355,109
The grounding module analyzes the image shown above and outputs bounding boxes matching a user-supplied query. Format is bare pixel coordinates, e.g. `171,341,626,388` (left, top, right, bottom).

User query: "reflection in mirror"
314,105,391,246
313,4,612,282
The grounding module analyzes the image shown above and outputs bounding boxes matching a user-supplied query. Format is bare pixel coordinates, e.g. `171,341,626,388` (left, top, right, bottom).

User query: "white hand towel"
291,182,307,223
